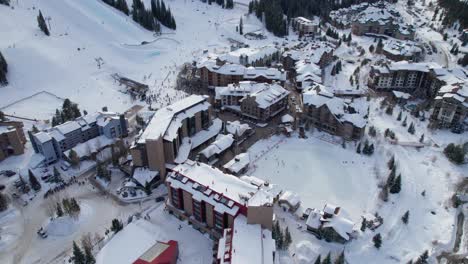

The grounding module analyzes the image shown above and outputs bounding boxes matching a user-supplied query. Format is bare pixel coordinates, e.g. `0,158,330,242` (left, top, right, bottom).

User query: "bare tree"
81,232,93,253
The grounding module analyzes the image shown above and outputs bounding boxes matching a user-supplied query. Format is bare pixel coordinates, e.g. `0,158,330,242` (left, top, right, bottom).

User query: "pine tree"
0,192,9,212
29,169,41,191
314,255,321,264
239,17,243,35
415,250,429,264
387,166,396,188
402,116,407,127
369,144,374,155
284,227,292,249
360,217,367,232
72,241,86,264
373,233,382,249
397,111,402,121
419,134,424,143
387,155,395,169
0,51,8,86
362,140,369,155
334,251,345,264
37,10,50,36
56,202,64,217
322,252,331,264
0,111,4,121
69,149,80,167
390,174,401,194
408,122,415,134
356,142,361,154
84,245,96,264
111,218,123,233
385,105,393,115
402,210,409,224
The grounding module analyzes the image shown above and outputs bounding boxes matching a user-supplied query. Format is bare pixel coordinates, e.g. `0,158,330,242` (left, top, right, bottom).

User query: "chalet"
278,191,301,212
131,95,222,179
224,120,252,143
302,85,368,140
305,204,355,244
0,121,26,162
215,81,290,122
165,160,274,239
199,134,234,164
223,153,250,175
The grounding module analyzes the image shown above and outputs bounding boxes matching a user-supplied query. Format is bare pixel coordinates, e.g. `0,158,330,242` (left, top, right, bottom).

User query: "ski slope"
0,0,273,119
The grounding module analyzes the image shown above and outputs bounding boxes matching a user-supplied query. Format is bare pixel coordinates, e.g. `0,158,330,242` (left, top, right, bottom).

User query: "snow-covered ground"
0,0,278,120
247,134,378,221
248,98,467,263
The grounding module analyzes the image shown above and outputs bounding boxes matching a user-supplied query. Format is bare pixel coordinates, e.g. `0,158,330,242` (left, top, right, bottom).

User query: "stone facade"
0,121,26,162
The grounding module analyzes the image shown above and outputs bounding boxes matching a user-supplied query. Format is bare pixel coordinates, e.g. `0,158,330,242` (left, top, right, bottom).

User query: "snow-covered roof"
223,153,250,174
218,215,275,264
198,59,285,81
322,214,355,241
294,16,319,26
392,91,411,99
243,67,286,81
167,161,272,210
34,132,52,143
200,134,234,159
383,39,422,57
63,135,114,158
138,95,209,143
219,45,278,64
279,191,301,208
305,209,323,229
216,81,290,109
225,120,251,137
96,220,165,264
281,114,294,123
133,167,160,186
302,85,368,128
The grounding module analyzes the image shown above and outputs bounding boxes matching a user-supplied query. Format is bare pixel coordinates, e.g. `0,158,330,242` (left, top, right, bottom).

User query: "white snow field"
247,135,378,221
0,0,275,119
252,100,467,263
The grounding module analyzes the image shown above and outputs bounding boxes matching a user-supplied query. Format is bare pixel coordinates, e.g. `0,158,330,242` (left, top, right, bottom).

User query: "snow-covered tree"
373,233,382,249
37,10,50,36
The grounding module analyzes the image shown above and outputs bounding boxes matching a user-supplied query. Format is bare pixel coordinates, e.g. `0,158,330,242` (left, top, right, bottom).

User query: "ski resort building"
330,2,415,40
30,112,128,164
292,17,319,36
369,62,467,97
215,81,290,122
430,82,468,129
197,59,286,88
131,95,222,179
217,45,280,67
282,40,335,71
306,204,355,244
217,215,276,264
0,121,26,162
165,160,274,239
301,85,368,140
96,220,179,264
381,40,423,62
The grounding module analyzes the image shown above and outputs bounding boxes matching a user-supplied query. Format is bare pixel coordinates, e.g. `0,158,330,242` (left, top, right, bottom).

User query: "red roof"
133,240,178,264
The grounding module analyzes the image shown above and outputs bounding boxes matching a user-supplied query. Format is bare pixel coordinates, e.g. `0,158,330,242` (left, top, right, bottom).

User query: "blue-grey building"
30,112,128,164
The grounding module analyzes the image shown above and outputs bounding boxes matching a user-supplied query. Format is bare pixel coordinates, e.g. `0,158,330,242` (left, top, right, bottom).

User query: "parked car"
155,196,165,203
